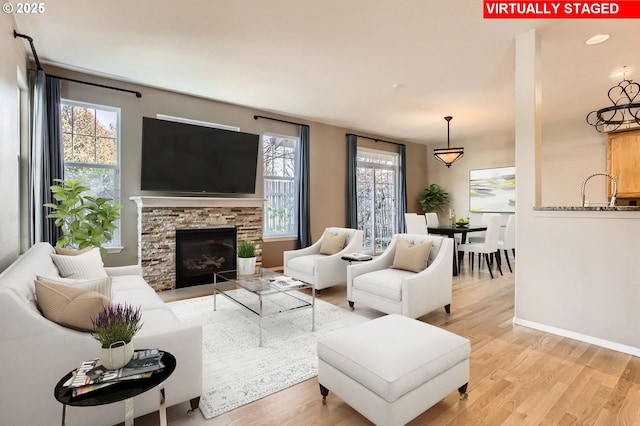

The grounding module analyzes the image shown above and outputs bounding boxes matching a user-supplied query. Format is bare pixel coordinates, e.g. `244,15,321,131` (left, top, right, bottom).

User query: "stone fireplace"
130,196,263,291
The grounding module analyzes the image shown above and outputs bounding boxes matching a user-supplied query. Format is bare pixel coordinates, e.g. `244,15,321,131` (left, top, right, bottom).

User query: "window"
61,100,121,248
263,133,299,239
356,147,399,254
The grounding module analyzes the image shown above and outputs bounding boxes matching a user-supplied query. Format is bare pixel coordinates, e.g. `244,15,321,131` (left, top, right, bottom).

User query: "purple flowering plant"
91,304,143,348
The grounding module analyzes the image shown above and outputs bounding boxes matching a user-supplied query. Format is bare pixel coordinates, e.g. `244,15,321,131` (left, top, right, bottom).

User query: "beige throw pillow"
36,275,113,299
319,231,348,255
54,246,93,256
35,279,111,331
51,248,107,280
392,238,433,273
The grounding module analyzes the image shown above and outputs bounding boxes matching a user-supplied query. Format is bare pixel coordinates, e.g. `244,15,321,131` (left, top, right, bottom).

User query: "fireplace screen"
175,228,237,288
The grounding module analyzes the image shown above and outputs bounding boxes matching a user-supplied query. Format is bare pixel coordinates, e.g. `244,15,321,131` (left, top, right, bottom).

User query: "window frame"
262,132,300,241
60,99,122,252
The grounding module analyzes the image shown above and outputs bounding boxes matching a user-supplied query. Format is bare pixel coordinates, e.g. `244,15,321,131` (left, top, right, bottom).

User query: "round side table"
54,350,176,426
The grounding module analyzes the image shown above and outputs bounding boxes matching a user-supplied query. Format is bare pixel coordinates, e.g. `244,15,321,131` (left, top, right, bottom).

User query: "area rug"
168,291,368,419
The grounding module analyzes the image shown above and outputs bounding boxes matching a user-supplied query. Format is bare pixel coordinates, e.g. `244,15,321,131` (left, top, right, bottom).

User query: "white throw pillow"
51,248,108,280
36,275,113,299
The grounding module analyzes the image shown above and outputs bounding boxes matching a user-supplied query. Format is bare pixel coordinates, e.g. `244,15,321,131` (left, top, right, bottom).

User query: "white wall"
425,129,515,226
0,14,27,270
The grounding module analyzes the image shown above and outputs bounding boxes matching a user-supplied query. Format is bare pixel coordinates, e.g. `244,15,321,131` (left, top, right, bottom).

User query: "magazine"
66,349,165,389
269,277,305,289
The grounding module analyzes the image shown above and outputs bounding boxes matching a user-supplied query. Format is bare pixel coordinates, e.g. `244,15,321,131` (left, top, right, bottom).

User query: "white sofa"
284,227,363,290
0,243,202,426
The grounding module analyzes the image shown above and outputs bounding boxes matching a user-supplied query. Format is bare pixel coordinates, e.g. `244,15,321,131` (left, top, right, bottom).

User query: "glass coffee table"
213,267,315,346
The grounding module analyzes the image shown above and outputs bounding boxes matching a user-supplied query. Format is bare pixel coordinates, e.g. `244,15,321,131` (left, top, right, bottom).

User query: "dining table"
427,225,487,276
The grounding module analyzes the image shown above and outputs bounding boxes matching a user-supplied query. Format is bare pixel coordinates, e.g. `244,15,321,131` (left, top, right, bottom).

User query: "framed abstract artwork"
469,166,515,212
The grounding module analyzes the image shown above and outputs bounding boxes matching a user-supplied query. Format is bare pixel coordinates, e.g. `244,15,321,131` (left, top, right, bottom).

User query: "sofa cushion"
37,275,112,298
392,238,432,273
54,246,93,256
111,275,167,311
317,314,470,403
287,254,326,276
319,231,347,255
352,268,415,302
35,279,111,331
51,248,108,280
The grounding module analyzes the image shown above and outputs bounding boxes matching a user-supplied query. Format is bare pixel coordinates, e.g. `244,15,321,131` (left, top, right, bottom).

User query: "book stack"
64,349,165,397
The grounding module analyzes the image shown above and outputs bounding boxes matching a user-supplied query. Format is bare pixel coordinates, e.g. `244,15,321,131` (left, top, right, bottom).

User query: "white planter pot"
237,256,256,275
100,341,134,370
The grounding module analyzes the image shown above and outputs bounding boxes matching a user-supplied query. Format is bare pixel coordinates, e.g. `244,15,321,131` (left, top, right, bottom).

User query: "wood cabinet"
607,129,640,198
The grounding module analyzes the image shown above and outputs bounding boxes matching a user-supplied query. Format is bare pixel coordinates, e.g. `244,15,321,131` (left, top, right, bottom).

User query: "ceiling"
11,1,640,145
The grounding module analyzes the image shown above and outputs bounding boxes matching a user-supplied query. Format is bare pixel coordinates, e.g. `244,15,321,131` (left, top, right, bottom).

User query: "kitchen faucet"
580,173,617,207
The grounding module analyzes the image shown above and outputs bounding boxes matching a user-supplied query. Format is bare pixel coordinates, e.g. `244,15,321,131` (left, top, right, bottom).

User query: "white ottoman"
317,314,470,426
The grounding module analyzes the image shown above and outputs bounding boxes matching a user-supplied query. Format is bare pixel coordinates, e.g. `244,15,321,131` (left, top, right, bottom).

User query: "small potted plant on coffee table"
91,303,143,370
237,240,257,275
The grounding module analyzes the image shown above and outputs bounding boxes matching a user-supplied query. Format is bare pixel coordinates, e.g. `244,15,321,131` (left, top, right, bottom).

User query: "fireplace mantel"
129,196,265,208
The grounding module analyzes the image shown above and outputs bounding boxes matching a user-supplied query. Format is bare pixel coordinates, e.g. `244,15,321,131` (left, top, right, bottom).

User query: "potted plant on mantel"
91,303,143,370
419,183,449,213
237,240,257,275
44,178,122,257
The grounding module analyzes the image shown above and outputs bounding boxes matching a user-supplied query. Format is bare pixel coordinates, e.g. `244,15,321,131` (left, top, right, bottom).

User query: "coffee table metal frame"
213,267,315,347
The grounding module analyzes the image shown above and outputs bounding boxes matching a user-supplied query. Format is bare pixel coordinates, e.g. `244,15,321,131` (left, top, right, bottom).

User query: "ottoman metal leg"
458,383,468,399
319,383,330,405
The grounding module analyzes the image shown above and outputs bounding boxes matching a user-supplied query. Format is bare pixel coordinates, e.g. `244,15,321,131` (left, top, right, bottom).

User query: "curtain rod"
14,30,42,70
16,30,142,98
254,115,309,128
30,70,142,98
346,133,405,147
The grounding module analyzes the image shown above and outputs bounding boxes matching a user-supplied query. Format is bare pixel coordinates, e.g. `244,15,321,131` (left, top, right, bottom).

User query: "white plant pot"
237,256,256,275
100,341,134,370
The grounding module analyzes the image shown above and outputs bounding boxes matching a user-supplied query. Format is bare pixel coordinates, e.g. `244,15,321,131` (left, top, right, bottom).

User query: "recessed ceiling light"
585,34,610,45
392,83,404,89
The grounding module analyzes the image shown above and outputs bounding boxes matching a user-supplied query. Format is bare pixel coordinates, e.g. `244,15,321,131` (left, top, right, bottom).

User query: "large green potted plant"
44,178,122,257
419,183,449,213
236,240,257,275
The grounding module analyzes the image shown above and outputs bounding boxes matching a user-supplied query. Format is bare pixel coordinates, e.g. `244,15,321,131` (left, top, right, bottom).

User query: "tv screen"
141,117,259,194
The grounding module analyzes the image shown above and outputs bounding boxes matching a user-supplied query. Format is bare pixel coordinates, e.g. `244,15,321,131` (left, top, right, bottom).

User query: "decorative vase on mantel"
100,340,134,370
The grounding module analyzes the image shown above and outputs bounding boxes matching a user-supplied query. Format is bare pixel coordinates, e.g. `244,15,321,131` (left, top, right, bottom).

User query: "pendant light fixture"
586,68,640,133
433,116,464,167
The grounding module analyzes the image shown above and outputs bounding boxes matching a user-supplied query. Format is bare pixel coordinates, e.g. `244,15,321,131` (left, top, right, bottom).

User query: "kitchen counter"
534,206,639,211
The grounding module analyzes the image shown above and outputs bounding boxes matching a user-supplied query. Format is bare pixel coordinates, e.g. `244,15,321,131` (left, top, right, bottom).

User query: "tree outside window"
263,133,299,238
356,148,399,254
61,100,121,248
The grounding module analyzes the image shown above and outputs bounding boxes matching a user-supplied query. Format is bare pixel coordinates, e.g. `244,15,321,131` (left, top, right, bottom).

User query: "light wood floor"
132,259,640,426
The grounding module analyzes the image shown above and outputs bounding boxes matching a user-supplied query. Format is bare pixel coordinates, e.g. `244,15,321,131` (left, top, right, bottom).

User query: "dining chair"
467,213,499,244
425,212,439,228
457,214,503,278
405,213,429,234
496,215,516,273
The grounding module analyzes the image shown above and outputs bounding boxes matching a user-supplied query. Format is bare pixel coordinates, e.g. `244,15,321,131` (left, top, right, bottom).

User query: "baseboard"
512,316,640,357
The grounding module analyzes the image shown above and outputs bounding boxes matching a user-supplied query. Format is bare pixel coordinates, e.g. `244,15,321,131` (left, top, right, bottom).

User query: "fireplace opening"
175,228,237,288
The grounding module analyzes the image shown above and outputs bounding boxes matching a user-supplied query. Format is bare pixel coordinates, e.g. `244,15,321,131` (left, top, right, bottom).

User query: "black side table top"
341,253,373,262
54,351,176,407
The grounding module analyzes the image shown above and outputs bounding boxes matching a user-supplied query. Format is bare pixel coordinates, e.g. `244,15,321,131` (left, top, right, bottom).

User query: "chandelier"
586,76,640,133
433,116,464,167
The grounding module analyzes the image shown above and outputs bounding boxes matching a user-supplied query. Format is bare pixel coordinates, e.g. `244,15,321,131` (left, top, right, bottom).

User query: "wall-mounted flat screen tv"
141,117,259,194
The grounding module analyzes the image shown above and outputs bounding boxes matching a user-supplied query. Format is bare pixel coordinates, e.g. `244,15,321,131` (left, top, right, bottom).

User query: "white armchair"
347,234,453,319
284,227,363,290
